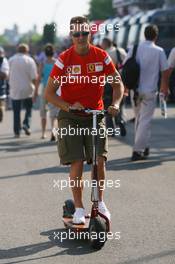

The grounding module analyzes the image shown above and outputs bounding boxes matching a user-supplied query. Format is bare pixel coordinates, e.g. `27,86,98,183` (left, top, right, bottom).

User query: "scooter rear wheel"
89,216,107,250
63,199,75,218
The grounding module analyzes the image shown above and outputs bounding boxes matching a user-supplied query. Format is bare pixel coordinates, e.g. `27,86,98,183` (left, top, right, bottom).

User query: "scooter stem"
91,112,99,202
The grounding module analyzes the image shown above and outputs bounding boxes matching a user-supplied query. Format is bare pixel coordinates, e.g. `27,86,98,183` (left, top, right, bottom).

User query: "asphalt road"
0,107,175,264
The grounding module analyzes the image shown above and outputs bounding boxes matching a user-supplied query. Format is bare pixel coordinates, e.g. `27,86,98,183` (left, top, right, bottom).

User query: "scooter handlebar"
69,108,107,115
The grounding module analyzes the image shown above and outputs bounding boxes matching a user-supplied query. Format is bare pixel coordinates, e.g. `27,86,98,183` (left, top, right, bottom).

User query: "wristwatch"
110,104,120,110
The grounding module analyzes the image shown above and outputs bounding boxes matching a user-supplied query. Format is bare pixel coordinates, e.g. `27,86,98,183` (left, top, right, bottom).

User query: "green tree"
42,23,56,44
0,35,9,45
30,34,42,45
88,0,115,20
20,33,42,45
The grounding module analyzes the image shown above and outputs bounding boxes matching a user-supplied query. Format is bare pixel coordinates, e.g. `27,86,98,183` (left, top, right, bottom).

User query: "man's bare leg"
69,160,84,208
41,118,46,138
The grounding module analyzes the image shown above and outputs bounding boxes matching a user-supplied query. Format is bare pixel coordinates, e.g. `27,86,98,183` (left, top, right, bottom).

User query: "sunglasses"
72,31,90,38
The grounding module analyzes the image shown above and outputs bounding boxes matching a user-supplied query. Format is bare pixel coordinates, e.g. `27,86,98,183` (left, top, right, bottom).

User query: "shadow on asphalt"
1,148,175,180
0,150,58,161
0,139,57,153
41,228,95,255
0,163,92,180
0,229,175,264
118,248,175,264
0,139,58,161
0,228,95,264
0,166,70,180
106,149,175,171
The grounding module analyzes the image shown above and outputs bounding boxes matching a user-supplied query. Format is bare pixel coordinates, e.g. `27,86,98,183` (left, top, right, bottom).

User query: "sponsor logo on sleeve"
104,56,112,65
55,58,64,69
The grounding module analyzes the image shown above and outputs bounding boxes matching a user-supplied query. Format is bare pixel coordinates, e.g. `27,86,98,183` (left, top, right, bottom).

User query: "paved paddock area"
0,107,175,264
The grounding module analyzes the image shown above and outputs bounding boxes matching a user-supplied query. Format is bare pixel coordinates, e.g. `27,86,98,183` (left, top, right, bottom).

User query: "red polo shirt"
50,44,116,109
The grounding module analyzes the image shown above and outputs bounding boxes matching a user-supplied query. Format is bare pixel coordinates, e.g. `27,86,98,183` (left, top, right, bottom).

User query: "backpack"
0,57,9,97
0,57,5,97
116,48,122,65
104,48,122,108
121,45,140,91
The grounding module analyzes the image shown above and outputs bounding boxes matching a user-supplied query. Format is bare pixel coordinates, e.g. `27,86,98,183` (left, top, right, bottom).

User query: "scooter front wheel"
89,216,107,250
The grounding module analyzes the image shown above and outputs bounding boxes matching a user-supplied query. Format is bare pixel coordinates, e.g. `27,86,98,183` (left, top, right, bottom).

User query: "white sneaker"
98,201,111,221
72,208,86,224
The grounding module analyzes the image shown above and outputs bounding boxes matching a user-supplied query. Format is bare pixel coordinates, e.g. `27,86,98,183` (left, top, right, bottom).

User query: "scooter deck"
63,217,90,231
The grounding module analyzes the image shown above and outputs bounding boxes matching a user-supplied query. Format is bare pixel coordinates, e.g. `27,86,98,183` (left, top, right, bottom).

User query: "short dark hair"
44,43,54,57
70,16,89,25
102,38,112,47
144,24,159,41
70,16,89,31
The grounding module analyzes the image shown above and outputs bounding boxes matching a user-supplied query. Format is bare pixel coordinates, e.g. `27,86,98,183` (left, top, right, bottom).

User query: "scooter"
62,109,110,250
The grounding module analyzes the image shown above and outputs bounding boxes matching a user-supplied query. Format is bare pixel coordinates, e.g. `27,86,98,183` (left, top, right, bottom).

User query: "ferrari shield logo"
87,63,95,73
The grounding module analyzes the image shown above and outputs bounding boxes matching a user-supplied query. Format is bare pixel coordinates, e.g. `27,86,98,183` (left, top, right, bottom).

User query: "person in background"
167,47,175,100
9,43,38,138
101,38,126,67
168,47,175,75
0,47,9,122
101,37,127,136
36,44,59,140
125,25,169,161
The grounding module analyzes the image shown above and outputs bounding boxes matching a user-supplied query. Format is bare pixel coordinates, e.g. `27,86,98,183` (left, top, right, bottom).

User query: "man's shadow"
0,228,95,264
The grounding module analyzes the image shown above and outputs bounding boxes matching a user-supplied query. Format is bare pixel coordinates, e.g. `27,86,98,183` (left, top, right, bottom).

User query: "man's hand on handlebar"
69,102,85,111
66,101,119,116
107,105,120,116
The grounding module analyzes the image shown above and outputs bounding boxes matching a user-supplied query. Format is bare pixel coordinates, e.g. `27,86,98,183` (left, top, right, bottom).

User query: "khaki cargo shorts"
57,110,108,165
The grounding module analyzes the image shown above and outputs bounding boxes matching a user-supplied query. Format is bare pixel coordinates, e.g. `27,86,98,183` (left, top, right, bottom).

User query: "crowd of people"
0,23,174,150
0,43,60,139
